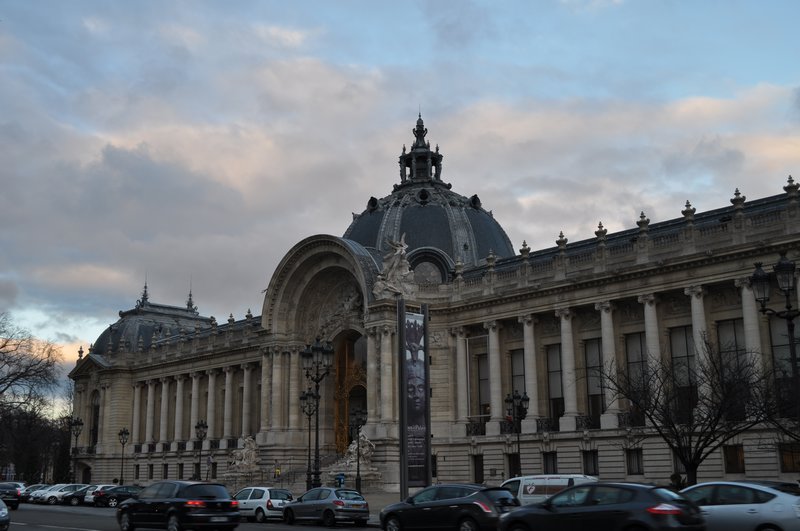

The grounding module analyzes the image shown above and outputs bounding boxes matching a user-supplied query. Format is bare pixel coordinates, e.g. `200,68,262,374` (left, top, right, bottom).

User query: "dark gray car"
283,487,369,527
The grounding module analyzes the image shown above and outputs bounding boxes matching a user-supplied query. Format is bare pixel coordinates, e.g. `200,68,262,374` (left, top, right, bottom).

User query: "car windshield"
653,487,691,502
482,489,521,506
182,484,230,499
336,490,364,501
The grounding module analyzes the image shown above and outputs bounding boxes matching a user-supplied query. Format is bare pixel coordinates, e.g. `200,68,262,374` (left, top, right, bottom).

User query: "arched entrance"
332,332,367,453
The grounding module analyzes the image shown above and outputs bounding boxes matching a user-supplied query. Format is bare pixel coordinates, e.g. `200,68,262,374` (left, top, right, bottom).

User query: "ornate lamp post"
70,417,83,483
194,420,208,481
300,388,319,491
349,408,368,492
752,253,800,417
504,390,530,477
118,427,130,485
301,337,334,488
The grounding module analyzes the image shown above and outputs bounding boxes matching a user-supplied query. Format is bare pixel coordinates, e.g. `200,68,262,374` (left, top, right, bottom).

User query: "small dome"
343,115,514,281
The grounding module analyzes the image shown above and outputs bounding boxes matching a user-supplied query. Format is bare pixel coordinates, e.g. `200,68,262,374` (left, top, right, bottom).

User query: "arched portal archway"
332,332,367,454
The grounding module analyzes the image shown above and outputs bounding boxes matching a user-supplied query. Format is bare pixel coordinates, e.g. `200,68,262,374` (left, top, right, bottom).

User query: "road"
7,503,377,531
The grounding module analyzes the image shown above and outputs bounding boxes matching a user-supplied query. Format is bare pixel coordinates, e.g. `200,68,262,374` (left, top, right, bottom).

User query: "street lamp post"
504,390,530,477
301,337,334,489
195,420,208,481
118,428,129,485
300,388,319,491
70,417,83,483
752,252,800,418
349,408,368,492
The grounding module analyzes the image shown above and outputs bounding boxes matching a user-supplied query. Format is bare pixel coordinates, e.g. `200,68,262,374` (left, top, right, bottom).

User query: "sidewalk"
362,490,403,527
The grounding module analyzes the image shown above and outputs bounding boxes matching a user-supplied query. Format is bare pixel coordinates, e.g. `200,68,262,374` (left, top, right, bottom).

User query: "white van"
501,474,598,504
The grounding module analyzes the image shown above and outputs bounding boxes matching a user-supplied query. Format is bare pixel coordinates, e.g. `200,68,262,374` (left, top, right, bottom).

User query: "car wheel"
254,508,267,523
508,524,531,531
167,514,182,531
458,517,479,531
385,515,402,531
321,509,336,527
69,497,80,506
47,496,58,505
284,509,295,525
108,497,119,508
119,511,137,531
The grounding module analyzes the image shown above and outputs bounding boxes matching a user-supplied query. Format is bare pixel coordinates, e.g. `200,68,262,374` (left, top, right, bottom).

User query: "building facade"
69,116,800,491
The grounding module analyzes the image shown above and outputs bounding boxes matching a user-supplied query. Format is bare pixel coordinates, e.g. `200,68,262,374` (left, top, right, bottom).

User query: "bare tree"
602,335,771,485
0,312,62,411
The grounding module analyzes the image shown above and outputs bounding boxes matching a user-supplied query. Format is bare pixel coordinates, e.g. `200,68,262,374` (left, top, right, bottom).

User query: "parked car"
380,483,519,531
62,485,92,506
0,483,21,510
85,484,117,505
501,474,598,504
498,481,705,531
30,484,66,504
20,484,47,503
0,499,9,531
681,480,800,531
35,483,87,505
94,485,143,507
284,486,369,527
233,486,293,522
116,480,240,531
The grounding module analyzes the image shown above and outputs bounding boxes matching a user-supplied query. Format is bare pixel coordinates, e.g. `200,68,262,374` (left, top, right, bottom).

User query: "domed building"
70,116,800,492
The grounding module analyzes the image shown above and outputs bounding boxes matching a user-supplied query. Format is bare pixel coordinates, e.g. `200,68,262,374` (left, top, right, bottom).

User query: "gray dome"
89,286,212,356
343,115,514,279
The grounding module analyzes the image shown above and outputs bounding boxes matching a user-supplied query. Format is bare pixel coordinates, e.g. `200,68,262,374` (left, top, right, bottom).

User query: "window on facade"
211,462,217,479
547,345,564,422
625,448,643,475
670,326,696,424
478,354,490,418
467,336,489,419
582,449,599,476
135,464,140,480
779,443,800,473
431,455,437,478
625,333,647,426
770,319,800,418
472,454,484,484
718,319,747,420
510,349,525,395
585,338,603,429
178,463,184,479
148,464,154,480
542,451,558,474
508,452,521,478
723,444,745,474
90,391,100,447
162,463,169,479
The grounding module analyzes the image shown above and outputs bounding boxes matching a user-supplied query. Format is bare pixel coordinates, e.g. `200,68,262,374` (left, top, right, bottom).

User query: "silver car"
681,480,800,531
283,487,369,527
234,486,293,522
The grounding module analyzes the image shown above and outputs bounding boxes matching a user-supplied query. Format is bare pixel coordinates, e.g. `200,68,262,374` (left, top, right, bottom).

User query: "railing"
209,439,219,449
499,419,516,435
466,416,487,436
147,443,156,453
227,438,239,449
575,415,596,430
177,441,186,452
536,417,558,432
133,444,142,453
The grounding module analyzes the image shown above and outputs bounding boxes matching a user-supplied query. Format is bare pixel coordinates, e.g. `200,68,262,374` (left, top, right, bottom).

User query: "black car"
498,481,705,531
0,483,20,510
94,485,143,507
0,499,9,531
62,485,92,506
116,480,240,531
380,483,520,531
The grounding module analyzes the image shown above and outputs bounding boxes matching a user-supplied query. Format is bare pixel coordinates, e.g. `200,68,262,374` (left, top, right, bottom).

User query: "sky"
2,0,799,372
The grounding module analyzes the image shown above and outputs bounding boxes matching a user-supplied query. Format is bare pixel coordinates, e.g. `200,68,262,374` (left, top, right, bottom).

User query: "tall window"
582,450,599,476
542,451,558,474
90,391,100,447
670,326,696,424
626,448,643,475
770,319,800,418
472,454,484,483
625,333,647,426
547,345,564,422
478,354,490,417
718,319,747,420
723,444,745,474
162,463,169,479
510,349,525,395
779,443,800,473
467,336,489,419
585,338,604,429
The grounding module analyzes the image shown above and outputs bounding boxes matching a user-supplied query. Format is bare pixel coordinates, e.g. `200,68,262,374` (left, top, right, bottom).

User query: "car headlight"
0,507,8,517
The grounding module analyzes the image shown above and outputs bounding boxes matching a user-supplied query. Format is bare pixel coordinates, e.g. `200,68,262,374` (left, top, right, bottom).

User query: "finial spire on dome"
186,279,197,312
136,279,149,308
398,114,445,186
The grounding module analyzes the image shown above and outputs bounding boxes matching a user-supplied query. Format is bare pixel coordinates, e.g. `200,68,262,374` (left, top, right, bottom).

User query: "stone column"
223,367,235,441
241,364,253,438
556,308,579,431
596,301,619,429
190,372,201,448
736,277,763,363
259,348,271,434
366,328,379,426
519,315,539,420
174,375,185,443
288,348,300,431
484,321,504,435
271,351,285,429
159,378,170,446
380,325,394,422
132,383,142,444
206,370,218,443
145,380,156,443
685,285,708,356
638,294,662,367
98,385,108,447
453,328,469,423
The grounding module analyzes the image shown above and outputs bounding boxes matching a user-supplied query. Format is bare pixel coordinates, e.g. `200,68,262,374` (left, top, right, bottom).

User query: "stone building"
69,116,800,491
